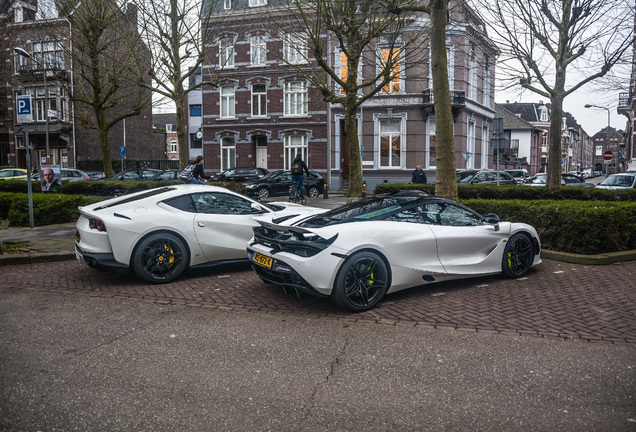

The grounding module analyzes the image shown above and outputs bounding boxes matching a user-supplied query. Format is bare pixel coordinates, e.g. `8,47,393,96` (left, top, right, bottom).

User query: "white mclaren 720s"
247,191,542,311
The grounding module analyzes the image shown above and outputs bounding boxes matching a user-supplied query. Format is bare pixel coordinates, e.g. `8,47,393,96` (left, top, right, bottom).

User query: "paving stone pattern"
4,259,636,344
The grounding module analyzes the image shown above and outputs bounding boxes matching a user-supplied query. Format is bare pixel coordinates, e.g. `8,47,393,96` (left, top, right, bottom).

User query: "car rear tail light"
89,218,107,232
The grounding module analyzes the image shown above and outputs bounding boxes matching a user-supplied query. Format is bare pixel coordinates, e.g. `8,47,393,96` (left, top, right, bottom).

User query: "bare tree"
132,0,237,170
58,0,152,177
273,0,428,197
476,0,635,188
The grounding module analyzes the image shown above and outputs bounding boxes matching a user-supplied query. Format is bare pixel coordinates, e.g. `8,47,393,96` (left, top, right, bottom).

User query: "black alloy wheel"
132,232,188,283
332,251,390,312
501,233,534,278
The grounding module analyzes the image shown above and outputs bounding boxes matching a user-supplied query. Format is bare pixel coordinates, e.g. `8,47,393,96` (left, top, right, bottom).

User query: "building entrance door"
255,136,267,169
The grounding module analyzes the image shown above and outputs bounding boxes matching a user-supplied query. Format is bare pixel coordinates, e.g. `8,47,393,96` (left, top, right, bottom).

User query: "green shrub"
0,192,19,219
7,193,100,226
461,199,636,255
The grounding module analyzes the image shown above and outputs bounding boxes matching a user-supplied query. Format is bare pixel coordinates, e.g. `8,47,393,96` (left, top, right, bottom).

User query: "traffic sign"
603,150,613,161
16,95,33,123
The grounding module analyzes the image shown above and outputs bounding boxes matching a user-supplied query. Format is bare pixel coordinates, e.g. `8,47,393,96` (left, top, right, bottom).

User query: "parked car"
210,167,268,183
244,170,325,199
504,169,529,183
84,170,105,180
524,173,594,187
596,173,636,189
149,169,181,182
0,168,27,180
75,185,325,283
101,169,161,181
29,168,90,182
248,190,542,311
457,169,517,185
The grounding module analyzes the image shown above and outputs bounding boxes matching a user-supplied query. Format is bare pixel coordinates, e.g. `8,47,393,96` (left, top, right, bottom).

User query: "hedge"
2,192,100,226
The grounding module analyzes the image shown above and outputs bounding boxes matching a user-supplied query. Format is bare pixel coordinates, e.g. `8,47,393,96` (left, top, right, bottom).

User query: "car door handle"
198,222,206,227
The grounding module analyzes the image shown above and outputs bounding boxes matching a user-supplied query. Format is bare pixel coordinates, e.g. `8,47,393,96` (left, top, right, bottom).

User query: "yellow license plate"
252,252,273,268
75,230,81,242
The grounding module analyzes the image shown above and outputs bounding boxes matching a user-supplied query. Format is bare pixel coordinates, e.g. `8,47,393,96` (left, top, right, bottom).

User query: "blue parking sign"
16,95,33,123
120,146,126,158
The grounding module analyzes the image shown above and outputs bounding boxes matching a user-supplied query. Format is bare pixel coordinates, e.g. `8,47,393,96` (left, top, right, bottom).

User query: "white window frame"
221,137,236,171
251,84,267,117
170,140,178,153
283,33,307,65
220,85,235,118
540,108,548,122
224,0,231,9
283,81,307,116
14,46,27,73
481,122,489,169
482,58,490,107
249,0,267,6
466,118,476,169
219,37,235,68
250,35,267,65
468,46,477,101
377,117,405,169
284,135,308,169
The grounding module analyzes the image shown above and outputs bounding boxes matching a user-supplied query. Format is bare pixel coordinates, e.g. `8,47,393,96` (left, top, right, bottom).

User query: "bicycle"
289,181,307,205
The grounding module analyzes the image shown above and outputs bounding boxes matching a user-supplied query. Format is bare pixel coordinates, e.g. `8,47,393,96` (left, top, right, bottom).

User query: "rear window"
93,187,176,210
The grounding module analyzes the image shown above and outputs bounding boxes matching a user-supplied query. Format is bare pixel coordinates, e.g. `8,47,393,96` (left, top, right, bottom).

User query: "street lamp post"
585,104,611,176
14,47,50,166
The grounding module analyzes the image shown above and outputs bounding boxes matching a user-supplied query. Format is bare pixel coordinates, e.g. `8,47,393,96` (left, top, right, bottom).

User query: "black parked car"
457,169,517,185
101,169,161,181
210,167,269,183
244,170,324,199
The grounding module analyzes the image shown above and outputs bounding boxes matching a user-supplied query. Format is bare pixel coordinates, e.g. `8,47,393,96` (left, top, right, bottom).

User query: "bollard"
323,182,328,199
362,181,367,198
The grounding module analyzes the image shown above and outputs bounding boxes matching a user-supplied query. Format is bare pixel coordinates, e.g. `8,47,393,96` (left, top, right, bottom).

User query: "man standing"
290,153,310,199
410,165,427,184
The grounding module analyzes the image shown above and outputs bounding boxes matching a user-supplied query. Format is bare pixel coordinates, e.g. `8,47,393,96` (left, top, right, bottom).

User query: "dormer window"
15,6,23,22
540,107,548,122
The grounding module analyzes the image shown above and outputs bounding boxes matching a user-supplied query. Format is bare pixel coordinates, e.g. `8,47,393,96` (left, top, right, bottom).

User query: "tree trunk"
97,111,113,177
430,0,457,201
345,93,362,197
547,66,566,188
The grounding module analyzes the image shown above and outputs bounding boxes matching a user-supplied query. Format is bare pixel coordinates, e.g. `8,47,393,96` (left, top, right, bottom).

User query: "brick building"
2,0,160,173
200,0,499,190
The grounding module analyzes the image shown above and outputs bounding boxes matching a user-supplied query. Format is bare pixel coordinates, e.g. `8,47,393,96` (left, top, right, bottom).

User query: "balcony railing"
422,89,466,121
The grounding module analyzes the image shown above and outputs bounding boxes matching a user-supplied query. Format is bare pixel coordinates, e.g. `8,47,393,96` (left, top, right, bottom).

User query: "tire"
307,186,320,198
501,233,534,278
257,187,270,199
132,232,189,283
331,251,390,312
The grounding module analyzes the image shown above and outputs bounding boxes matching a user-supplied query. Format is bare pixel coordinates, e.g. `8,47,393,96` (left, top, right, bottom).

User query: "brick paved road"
4,259,636,344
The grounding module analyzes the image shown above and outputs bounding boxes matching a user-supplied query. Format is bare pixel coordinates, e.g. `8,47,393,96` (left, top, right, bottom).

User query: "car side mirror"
483,213,500,231
251,203,268,214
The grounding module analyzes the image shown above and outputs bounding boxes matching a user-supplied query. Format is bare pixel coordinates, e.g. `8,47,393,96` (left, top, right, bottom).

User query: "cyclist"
290,152,310,199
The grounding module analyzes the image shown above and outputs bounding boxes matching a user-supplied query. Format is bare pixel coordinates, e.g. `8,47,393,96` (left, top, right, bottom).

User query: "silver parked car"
596,173,636,189
28,168,90,182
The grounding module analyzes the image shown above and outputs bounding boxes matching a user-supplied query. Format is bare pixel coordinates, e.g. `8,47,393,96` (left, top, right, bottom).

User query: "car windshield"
298,197,415,227
456,171,476,182
527,175,547,184
601,175,635,186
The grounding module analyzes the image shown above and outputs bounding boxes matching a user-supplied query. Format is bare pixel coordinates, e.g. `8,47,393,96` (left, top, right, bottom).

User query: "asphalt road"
1,282,635,431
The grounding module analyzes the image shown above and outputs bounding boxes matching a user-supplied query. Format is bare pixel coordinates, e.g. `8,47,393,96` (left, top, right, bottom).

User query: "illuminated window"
381,48,401,93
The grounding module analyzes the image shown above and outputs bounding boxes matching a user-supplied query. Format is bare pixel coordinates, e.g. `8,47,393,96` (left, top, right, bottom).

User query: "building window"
249,0,267,6
380,47,401,93
14,46,27,72
221,137,236,171
467,119,475,169
190,133,202,149
481,123,489,169
379,119,402,168
284,81,307,116
283,33,307,64
284,135,307,169
170,140,177,153
33,42,64,69
251,35,267,65
468,46,477,100
219,38,235,67
224,0,231,9
190,104,202,116
252,84,267,117
37,0,57,19
427,118,436,168
15,6,23,22
540,107,548,122
482,58,490,107
220,85,235,118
